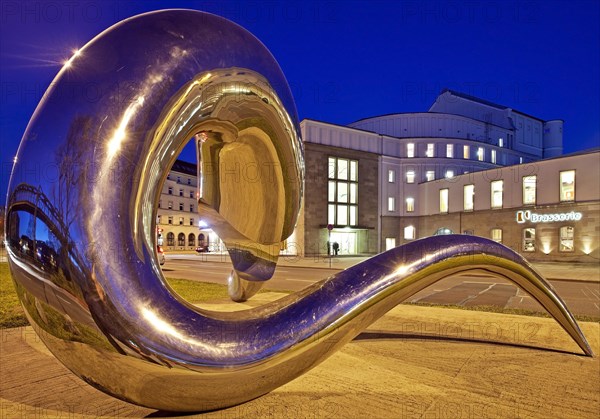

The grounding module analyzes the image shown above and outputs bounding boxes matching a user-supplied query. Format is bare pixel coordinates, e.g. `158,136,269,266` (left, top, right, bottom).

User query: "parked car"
157,245,166,265
195,245,209,253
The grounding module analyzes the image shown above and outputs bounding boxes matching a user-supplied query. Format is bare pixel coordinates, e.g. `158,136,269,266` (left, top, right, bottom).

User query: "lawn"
1,262,597,328
0,262,288,328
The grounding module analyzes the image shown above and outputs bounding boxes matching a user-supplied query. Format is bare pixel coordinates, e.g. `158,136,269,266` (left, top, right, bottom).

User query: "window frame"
522,228,536,252
522,175,537,206
439,189,449,214
463,184,474,211
328,157,359,227
490,180,503,209
559,170,575,202
559,226,574,252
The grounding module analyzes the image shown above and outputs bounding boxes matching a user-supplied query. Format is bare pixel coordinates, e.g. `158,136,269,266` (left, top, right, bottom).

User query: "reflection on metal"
5,9,593,413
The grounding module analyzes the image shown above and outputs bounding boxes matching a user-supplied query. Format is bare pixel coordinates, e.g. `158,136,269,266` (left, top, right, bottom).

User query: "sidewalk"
1,302,598,418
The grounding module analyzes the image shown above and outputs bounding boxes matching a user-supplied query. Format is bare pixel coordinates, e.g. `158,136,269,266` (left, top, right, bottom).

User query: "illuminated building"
294,90,598,261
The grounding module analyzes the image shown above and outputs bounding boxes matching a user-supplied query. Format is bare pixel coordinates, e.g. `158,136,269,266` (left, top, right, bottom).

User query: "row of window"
157,215,196,226
167,186,196,198
159,201,196,212
162,232,207,247
404,142,511,164
386,225,575,253
439,170,576,213
167,174,195,185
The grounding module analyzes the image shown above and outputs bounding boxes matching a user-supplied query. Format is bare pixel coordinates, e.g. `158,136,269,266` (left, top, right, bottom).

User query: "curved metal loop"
5,9,592,413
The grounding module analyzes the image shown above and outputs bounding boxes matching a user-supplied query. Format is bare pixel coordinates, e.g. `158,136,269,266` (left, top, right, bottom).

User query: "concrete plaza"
1,297,598,418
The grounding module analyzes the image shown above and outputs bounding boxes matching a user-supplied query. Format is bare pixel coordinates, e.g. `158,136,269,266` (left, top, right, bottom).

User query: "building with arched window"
156,160,223,252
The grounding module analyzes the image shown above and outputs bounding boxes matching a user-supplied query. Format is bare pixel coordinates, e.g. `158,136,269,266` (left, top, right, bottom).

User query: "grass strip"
1,262,597,328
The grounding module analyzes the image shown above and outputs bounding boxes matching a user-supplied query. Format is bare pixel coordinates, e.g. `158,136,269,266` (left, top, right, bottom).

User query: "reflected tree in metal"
4,9,593,413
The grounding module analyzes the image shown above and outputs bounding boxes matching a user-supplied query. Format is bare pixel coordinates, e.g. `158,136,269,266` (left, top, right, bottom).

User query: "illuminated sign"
516,210,582,224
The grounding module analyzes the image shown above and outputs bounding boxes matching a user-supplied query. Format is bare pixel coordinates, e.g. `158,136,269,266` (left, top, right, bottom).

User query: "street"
162,255,600,318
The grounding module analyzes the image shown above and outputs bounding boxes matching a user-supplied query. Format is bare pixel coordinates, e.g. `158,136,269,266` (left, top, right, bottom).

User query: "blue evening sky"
1,0,599,205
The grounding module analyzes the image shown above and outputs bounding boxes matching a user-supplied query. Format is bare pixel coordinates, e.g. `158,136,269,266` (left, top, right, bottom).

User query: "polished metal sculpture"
5,9,593,413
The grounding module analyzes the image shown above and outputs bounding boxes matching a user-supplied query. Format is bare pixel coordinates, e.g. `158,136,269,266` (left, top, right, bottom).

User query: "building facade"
295,90,598,262
157,160,223,252
159,90,598,263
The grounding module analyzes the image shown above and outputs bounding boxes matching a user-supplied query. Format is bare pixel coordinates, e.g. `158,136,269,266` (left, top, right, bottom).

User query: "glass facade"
328,157,358,226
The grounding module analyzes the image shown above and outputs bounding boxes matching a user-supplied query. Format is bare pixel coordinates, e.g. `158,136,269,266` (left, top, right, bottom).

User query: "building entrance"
330,231,357,255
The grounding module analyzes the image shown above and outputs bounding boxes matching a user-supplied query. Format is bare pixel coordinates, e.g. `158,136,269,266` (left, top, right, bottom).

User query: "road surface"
162,256,600,318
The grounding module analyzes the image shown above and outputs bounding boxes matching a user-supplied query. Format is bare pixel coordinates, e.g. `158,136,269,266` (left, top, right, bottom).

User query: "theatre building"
294,90,598,262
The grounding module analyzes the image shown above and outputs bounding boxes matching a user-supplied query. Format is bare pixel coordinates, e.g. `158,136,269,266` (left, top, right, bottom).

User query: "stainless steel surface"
4,9,593,413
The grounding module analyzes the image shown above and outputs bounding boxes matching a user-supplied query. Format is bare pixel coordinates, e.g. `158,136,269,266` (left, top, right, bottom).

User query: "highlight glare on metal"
4,9,593,413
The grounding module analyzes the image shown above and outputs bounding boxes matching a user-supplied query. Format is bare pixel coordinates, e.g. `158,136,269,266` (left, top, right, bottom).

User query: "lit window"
498,138,504,147
337,182,348,203
406,197,414,212
385,238,396,251
337,159,348,180
491,180,503,208
491,149,497,164
523,176,536,205
445,170,454,179
388,169,395,183
350,161,358,181
426,170,435,181
491,228,502,243
464,184,474,211
463,145,470,159
560,170,575,202
328,157,336,179
168,201,173,210
178,233,185,246
426,143,435,157
559,226,574,252
523,228,536,252
406,170,415,183
404,225,416,240
519,157,523,164
407,143,415,158
446,144,454,158
337,205,348,225
328,157,358,226
477,147,484,161
388,197,396,212
439,189,449,213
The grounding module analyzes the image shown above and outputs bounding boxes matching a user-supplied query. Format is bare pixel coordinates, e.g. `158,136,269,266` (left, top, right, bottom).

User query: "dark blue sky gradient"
1,1,599,204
